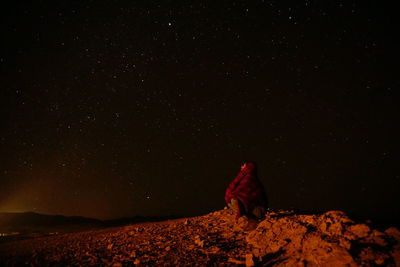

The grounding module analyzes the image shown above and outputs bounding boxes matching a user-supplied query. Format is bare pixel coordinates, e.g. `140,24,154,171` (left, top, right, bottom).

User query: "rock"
347,224,370,239
391,248,400,267
228,257,244,264
246,216,308,257
317,210,354,237
385,227,400,241
208,246,220,254
301,235,356,266
246,209,399,266
245,253,254,267
194,235,204,247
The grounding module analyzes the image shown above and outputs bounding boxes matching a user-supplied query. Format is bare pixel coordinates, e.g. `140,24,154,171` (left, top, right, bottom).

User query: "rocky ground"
0,208,399,266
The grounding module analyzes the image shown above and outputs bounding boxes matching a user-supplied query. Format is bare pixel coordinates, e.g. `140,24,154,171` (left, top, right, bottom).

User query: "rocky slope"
0,208,399,266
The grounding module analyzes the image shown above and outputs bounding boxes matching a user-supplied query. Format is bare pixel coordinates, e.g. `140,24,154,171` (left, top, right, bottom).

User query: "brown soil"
0,208,399,266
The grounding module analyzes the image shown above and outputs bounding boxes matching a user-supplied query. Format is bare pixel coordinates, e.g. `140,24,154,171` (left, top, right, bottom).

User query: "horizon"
0,209,190,221
2,205,400,228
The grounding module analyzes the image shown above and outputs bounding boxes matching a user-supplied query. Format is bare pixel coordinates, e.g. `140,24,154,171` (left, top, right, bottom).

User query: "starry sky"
0,1,399,221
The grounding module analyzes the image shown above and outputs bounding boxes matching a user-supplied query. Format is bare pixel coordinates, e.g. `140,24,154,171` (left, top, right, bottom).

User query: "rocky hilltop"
0,208,399,266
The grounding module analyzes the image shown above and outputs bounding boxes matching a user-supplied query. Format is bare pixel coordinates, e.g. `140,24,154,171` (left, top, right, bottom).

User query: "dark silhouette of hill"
0,212,105,242
0,211,183,243
0,212,103,232
0,212,183,230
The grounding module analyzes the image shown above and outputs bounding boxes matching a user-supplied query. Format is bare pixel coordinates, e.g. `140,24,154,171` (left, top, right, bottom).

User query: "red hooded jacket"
225,162,267,218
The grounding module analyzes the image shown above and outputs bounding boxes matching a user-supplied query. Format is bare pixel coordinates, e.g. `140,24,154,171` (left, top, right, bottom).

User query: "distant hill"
0,211,183,242
0,212,183,229
0,212,104,238
0,212,102,228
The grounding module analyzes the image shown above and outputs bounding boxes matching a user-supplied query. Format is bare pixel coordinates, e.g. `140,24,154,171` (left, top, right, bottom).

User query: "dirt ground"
1,208,399,266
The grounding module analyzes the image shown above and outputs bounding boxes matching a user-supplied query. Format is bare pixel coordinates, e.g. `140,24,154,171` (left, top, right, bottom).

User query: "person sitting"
225,161,267,220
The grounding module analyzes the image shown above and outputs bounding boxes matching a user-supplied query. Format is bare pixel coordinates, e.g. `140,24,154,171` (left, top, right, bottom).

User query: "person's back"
225,161,267,220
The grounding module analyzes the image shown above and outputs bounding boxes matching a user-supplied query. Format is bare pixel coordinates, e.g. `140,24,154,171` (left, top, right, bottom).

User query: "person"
225,161,267,220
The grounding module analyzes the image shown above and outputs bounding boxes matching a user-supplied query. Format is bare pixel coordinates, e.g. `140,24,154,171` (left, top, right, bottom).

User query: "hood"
242,161,257,175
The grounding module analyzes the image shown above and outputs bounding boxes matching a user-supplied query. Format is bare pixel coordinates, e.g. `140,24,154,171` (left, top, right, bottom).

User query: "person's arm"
231,174,260,214
225,172,244,203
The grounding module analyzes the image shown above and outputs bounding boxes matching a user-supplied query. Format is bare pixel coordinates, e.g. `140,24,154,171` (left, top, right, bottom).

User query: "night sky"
1,1,399,221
